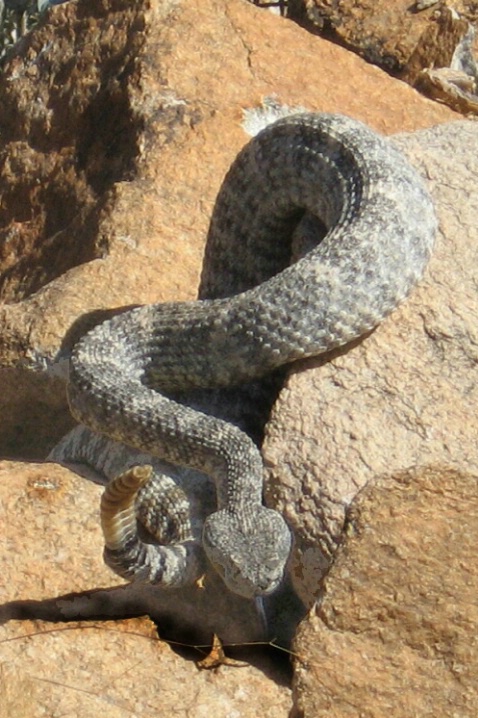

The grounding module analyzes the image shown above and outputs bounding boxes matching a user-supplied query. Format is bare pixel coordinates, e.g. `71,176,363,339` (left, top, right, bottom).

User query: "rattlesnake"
51,111,436,599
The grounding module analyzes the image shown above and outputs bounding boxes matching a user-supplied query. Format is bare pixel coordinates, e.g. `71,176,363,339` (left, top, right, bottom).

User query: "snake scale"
53,112,436,599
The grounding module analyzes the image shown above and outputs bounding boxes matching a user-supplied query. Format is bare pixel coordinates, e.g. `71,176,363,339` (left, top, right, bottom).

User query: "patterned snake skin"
52,112,436,599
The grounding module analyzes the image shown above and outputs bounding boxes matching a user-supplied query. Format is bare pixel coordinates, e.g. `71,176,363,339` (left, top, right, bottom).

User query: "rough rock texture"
0,461,292,717
0,460,269,644
0,615,292,717
0,1,473,713
0,0,458,459
293,466,478,718
263,120,478,604
415,66,478,114
403,4,476,84
304,0,477,72
304,0,439,73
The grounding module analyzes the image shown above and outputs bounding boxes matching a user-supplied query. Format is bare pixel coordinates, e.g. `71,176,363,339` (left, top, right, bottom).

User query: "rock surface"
293,466,478,717
0,0,458,459
0,614,292,717
304,0,478,82
0,461,292,717
264,119,478,604
0,0,474,715
0,460,271,644
415,66,478,114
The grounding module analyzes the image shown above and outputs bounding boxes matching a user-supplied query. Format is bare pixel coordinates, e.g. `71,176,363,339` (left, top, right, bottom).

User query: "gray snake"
54,112,436,599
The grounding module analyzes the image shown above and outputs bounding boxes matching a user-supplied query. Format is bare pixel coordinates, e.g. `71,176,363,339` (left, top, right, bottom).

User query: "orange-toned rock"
0,460,268,644
304,0,477,80
293,466,478,717
0,2,475,713
0,460,292,716
0,614,292,717
0,0,459,458
264,119,478,604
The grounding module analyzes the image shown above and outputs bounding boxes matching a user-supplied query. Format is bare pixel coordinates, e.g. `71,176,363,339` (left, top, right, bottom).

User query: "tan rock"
0,460,268,644
264,119,478,603
0,1,474,710
415,67,478,114
293,466,478,718
0,460,125,603
403,5,472,84
304,0,476,82
0,0,458,459
0,460,292,716
0,616,292,717
0,0,476,716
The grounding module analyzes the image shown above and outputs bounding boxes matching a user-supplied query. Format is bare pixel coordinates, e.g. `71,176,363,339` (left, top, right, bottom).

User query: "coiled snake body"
60,113,436,599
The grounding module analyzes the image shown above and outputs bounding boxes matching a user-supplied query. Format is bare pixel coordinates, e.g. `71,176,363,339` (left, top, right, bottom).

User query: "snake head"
202,506,292,598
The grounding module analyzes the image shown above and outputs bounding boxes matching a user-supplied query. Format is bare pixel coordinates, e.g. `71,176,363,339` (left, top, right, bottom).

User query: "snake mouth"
229,572,285,599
